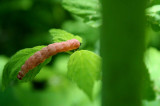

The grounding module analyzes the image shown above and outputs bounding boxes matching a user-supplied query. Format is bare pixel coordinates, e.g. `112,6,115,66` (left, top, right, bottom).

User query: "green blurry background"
0,0,100,106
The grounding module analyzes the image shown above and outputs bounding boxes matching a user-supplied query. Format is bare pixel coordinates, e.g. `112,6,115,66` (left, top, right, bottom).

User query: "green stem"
101,0,147,106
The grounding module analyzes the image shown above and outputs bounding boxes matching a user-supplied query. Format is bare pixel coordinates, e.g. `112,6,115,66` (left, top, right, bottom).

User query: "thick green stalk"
101,0,147,106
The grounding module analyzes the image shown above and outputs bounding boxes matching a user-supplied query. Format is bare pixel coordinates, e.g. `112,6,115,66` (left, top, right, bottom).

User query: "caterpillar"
17,39,80,80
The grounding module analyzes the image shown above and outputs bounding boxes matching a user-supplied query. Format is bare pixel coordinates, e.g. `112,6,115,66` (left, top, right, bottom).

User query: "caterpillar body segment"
17,39,80,80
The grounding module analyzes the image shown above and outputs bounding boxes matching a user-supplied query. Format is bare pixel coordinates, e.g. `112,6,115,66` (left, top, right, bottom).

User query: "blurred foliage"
0,56,8,89
145,48,160,93
147,0,160,7
143,5,160,105
0,0,71,56
143,48,160,106
143,3,160,104
62,0,102,27
147,5,160,31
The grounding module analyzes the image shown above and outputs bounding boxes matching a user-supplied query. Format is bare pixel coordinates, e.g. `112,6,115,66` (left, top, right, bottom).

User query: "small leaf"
2,46,51,88
62,0,102,27
67,50,101,99
49,29,82,43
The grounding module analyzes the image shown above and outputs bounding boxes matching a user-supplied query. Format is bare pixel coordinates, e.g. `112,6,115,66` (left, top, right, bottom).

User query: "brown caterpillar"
17,39,80,80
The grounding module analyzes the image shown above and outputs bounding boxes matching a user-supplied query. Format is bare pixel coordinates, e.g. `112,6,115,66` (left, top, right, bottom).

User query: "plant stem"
101,0,147,106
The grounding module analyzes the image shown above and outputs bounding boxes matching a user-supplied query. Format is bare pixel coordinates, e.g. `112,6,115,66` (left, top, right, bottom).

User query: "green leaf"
49,29,82,43
146,5,160,31
2,46,51,89
62,0,102,27
67,50,101,99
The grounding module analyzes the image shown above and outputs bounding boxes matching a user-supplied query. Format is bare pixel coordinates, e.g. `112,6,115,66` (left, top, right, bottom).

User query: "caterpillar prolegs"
17,39,80,80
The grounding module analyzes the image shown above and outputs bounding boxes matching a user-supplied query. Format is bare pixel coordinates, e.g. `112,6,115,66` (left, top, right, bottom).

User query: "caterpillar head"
71,39,80,49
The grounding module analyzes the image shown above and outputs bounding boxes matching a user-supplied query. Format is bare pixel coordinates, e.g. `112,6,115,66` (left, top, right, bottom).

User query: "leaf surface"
2,46,51,88
67,50,101,99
